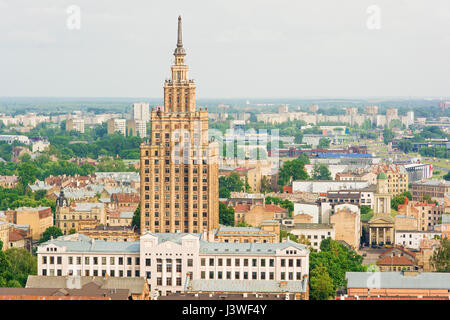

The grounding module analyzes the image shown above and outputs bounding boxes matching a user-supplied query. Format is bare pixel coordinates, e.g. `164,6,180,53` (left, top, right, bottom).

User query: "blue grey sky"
0,0,449,98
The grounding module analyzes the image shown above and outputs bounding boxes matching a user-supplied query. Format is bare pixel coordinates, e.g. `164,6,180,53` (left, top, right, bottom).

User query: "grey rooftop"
346,272,450,289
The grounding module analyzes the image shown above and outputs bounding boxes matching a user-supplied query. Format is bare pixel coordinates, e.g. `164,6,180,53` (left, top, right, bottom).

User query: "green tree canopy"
317,138,330,149
309,238,366,299
219,172,245,195
309,265,335,300
383,128,395,145
219,202,235,226
294,132,303,144
4,248,37,287
131,204,140,229
391,191,412,210
312,163,332,180
278,155,310,187
430,238,450,272
39,226,63,243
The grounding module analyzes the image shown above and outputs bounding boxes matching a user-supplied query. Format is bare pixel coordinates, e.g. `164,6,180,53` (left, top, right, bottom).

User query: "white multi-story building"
394,230,441,250
107,119,127,136
0,135,30,145
37,232,310,296
131,102,150,122
66,119,85,133
292,180,370,194
285,223,334,251
127,119,147,138
32,140,50,153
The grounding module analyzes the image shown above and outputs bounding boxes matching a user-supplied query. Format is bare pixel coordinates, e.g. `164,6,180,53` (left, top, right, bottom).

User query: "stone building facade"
36,232,309,296
140,16,219,234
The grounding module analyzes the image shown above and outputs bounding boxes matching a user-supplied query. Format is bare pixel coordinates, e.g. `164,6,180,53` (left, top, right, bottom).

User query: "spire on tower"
174,15,186,55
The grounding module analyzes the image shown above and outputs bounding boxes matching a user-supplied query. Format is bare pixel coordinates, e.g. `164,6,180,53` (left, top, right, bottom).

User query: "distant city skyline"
0,0,449,98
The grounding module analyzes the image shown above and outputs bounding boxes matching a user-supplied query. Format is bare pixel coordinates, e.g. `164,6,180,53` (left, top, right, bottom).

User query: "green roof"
377,172,387,180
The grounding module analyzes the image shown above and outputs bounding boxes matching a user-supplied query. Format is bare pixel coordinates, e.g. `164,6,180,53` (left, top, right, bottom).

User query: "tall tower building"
140,16,219,234
131,102,150,122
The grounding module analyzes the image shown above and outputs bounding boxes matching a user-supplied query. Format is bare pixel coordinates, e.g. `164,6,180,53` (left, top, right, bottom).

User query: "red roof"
377,256,415,266
9,231,24,242
264,204,287,213
112,193,140,203
234,204,251,212
380,246,416,258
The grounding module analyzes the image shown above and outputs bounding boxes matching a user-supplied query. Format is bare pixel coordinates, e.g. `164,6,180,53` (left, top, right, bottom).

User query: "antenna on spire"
177,15,183,47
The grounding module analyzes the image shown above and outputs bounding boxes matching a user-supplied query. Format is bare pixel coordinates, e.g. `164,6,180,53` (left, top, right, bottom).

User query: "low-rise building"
111,193,140,209
37,232,310,297
106,210,134,227
344,271,450,298
330,204,360,249
24,275,149,300
5,207,53,241
292,180,369,194
411,180,450,202
376,247,418,272
240,204,288,227
55,202,106,235
179,278,308,300
214,226,278,243
78,224,139,242
395,230,441,250
396,200,445,231
324,187,375,209
281,223,334,251
0,175,18,189
371,164,409,195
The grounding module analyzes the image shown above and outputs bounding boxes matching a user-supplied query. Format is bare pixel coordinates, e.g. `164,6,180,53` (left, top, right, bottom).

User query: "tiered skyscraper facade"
140,16,219,234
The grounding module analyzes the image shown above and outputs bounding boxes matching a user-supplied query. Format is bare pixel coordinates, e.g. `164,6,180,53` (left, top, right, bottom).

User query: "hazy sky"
0,0,449,98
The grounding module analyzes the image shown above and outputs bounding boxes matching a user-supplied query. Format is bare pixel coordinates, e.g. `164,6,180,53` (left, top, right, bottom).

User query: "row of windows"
41,256,139,266
148,193,208,201
200,258,302,268
156,277,182,286
149,167,207,174
42,269,140,278
200,271,303,281
144,159,209,166
145,202,208,209
144,186,207,194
